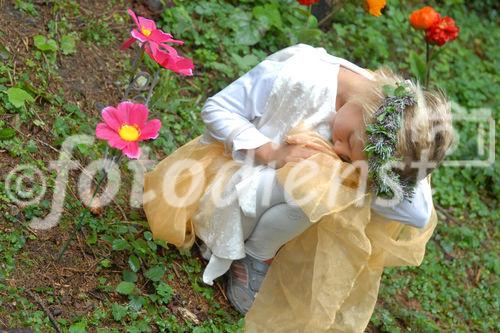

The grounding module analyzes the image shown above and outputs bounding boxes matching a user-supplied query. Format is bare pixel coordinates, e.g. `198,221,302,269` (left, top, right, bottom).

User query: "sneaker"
225,254,270,314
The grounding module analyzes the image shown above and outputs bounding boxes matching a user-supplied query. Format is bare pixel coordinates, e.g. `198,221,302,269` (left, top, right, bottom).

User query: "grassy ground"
0,0,498,332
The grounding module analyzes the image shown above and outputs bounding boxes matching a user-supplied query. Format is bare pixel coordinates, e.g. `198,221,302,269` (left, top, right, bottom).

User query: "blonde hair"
361,68,454,183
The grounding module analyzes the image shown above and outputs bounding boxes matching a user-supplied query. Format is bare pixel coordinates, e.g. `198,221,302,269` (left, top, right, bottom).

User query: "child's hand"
252,142,318,169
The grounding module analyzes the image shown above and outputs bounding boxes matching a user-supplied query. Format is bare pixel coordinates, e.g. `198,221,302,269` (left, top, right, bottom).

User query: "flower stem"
425,41,431,88
306,5,312,27
124,45,146,100
145,68,162,107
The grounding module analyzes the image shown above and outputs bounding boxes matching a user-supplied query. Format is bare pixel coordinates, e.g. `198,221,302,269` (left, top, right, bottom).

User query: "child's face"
330,100,366,163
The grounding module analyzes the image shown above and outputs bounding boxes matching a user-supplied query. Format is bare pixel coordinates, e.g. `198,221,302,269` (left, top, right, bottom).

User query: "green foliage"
60,34,77,55
33,35,58,52
5,87,34,108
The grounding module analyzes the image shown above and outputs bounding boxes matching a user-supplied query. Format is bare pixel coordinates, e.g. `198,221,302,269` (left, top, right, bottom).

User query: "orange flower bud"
409,6,440,30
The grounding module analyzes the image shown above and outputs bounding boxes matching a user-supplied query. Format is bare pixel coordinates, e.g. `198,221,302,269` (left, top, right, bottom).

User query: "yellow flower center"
141,28,152,37
119,124,140,142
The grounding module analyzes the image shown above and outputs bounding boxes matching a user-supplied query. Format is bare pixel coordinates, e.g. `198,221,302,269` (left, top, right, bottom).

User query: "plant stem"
145,69,162,107
425,41,431,88
124,45,146,100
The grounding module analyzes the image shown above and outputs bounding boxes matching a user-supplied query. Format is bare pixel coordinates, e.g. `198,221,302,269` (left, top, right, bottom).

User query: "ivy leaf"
60,34,76,55
116,281,136,295
5,87,34,108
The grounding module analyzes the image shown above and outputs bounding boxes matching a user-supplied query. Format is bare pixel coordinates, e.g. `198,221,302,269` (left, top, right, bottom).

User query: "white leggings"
244,168,311,261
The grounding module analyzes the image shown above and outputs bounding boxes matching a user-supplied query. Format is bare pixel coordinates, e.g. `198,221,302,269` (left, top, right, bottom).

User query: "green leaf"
5,87,34,108
99,259,112,268
0,127,16,140
116,281,135,295
33,35,58,52
111,303,127,321
231,53,259,71
143,231,153,241
128,255,140,272
112,239,129,251
60,34,76,55
409,51,426,85
253,4,282,29
156,282,174,304
145,265,165,282
69,321,87,333
306,14,318,29
382,85,395,96
394,85,407,98
131,239,148,255
129,295,145,311
295,28,322,45
122,270,138,283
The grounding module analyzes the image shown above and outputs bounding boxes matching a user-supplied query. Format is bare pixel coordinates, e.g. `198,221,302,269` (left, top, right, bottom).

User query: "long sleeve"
370,178,433,228
201,58,285,160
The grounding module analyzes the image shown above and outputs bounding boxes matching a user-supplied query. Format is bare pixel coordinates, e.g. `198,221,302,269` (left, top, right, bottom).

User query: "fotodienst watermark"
2,103,496,231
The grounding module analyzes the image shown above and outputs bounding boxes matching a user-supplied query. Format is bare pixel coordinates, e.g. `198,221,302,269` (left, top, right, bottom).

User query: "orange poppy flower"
366,0,387,17
409,6,440,30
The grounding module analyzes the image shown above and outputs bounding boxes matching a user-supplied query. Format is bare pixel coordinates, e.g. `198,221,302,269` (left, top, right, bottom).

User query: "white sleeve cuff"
371,178,433,228
230,126,272,162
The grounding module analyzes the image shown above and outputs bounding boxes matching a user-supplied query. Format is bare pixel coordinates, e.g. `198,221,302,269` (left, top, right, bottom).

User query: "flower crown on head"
364,82,417,201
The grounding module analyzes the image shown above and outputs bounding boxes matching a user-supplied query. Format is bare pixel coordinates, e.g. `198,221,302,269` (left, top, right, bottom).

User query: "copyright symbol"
5,164,47,206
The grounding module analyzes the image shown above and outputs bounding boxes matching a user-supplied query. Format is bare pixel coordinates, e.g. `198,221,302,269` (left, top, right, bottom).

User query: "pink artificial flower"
95,102,161,159
146,43,194,76
121,9,194,76
121,8,183,49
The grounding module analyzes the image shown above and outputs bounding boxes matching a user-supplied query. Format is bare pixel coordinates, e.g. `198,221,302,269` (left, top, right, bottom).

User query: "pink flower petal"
95,123,118,140
116,101,136,124
171,57,194,76
139,119,161,140
96,123,128,150
127,8,140,29
156,43,180,56
101,107,124,131
109,136,128,150
148,30,180,44
123,141,141,159
145,45,193,76
138,16,157,32
129,103,149,128
120,37,136,50
131,29,148,43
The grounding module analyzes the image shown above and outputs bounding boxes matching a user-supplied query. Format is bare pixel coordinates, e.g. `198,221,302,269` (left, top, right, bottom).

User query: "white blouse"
200,45,432,228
